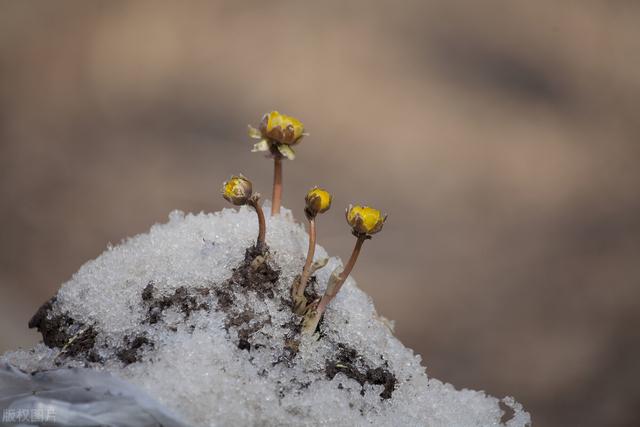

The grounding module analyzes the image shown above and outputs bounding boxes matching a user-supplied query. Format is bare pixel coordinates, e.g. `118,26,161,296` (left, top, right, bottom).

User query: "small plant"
302,205,386,335
242,112,387,334
222,175,267,251
248,111,306,216
291,187,332,314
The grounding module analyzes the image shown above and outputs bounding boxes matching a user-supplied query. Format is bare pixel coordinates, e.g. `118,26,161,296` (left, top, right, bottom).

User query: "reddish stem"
249,198,266,249
297,217,316,299
271,156,282,215
314,235,366,315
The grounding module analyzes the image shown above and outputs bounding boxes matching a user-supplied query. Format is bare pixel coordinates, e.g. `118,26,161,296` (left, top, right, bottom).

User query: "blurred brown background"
1,1,639,426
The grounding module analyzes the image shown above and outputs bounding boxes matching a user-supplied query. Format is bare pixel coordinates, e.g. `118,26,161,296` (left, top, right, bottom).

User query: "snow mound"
1,207,531,427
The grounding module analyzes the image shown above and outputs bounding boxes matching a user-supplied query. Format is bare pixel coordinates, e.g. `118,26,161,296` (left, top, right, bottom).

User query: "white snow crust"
2,207,531,427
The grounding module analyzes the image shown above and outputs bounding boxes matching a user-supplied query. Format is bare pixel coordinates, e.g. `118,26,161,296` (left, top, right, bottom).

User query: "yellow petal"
305,187,332,216
346,205,386,235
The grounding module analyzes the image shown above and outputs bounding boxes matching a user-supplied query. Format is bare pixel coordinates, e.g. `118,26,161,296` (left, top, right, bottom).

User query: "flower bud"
222,175,253,206
305,187,332,218
346,205,386,236
259,111,305,145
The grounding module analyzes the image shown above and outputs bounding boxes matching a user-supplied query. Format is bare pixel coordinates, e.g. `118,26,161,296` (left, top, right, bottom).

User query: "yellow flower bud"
259,111,305,145
346,205,386,236
305,187,332,218
222,175,253,206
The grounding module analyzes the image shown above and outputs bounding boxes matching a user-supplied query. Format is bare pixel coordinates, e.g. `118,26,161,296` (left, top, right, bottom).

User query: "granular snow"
1,206,530,427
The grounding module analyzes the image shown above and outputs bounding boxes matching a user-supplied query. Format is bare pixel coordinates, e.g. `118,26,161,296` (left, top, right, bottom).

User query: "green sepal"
248,125,262,139
277,144,296,160
252,139,270,153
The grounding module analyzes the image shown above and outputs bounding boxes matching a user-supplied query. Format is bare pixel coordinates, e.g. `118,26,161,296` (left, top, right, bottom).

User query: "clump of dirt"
271,319,302,367
28,296,99,362
499,400,516,424
142,283,211,324
28,297,70,348
221,309,255,351
213,245,281,352
117,334,154,365
325,344,397,400
228,245,280,299
61,326,98,359
221,305,273,352
214,288,234,311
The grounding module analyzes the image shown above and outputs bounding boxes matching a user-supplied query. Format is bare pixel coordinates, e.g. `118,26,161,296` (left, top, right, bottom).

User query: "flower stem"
316,235,365,314
293,217,316,312
249,197,266,250
302,235,366,334
271,156,282,215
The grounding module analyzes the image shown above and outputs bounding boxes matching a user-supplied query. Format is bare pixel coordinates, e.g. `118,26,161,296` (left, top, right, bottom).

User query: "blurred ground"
1,1,639,426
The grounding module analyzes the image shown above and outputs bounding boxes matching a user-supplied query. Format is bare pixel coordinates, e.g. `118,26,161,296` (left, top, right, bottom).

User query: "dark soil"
117,334,153,365
271,319,302,367
141,283,210,324
28,296,98,361
223,309,265,351
28,297,69,348
224,305,272,353
214,245,281,352
62,326,98,358
214,288,234,311
499,400,516,424
141,283,155,301
229,245,280,299
325,344,397,400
